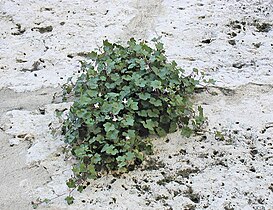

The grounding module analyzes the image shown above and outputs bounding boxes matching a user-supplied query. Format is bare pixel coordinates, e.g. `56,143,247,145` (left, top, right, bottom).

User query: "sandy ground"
0,0,273,209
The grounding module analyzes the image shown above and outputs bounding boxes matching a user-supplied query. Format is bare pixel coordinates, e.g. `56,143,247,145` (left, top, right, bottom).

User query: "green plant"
61,38,208,204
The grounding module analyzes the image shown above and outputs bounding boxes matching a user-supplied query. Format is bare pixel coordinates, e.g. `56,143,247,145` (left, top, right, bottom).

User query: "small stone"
201,39,212,44
232,62,245,69
228,40,236,45
9,138,20,146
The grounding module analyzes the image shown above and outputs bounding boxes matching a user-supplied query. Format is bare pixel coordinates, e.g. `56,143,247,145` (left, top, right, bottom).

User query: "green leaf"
88,77,99,89
131,72,141,80
147,109,159,117
139,93,150,100
133,45,142,53
122,130,136,139
122,115,135,126
106,92,119,99
160,115,170,123
151,80,162,89
139,59,146,70
158,67,168,79
102,144,119,155
88,51,97,60
155,42,164,51
125,152,135,161
103,122,115,132
151,36,162,42
149,98,162,107
141,119,158,131
156,127,167,137
120,86,131,98
111,73,120,81
116,156,126,168
181,126,193,138
71,165,81,175
193,68,199,74
105,82,116,89
103,39,113,50
135,150,144,161
122,75,132,81
87,164,96,175
127,130,136,139
215,131,225,141
101,102,112,113
135,79,146,87
74,145,88,158
112,102,124,115
87,164,97,179
91,153,102,164
138,110,148,117
128,63,137,69
77,185,84,193
169,121,177,133
198,106,203,115
78,95,92,105
150,55,156,62
66,179,76,188
129,101,138,110
203,78,215,85
106,129,119,140
65,196,75,205
157,54,166,62
195,106,205,126
32,203,38,209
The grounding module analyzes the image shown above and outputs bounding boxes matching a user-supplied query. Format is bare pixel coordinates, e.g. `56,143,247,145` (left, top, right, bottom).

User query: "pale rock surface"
0,0,273,210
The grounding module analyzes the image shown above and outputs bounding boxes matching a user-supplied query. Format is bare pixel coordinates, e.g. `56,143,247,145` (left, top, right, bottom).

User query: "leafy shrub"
61,38,206,202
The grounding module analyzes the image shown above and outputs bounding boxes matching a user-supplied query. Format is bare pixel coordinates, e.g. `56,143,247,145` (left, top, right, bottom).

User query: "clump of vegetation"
61,38,209,204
